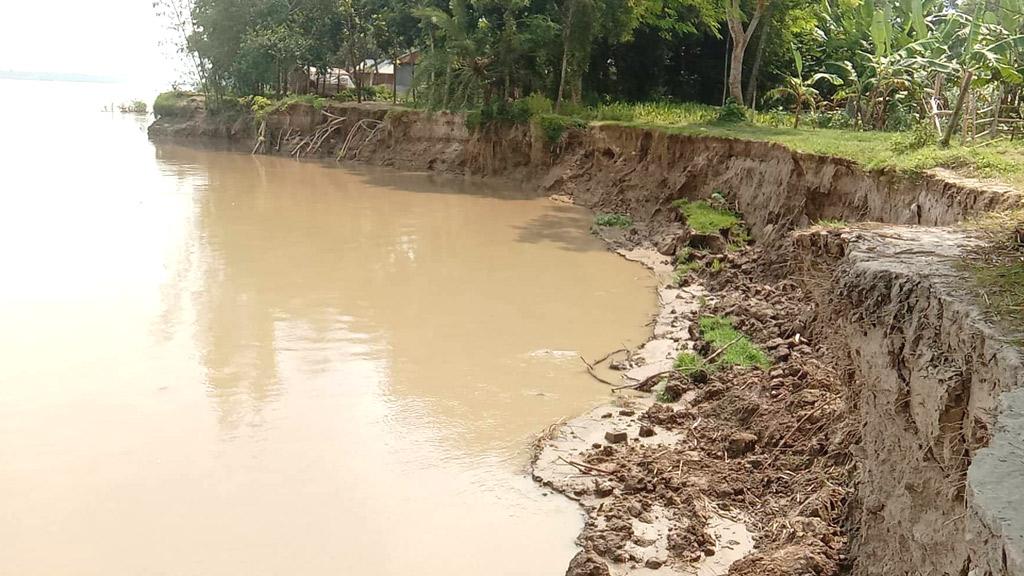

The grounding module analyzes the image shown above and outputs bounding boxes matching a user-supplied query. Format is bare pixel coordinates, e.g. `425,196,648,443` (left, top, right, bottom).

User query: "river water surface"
0,80,656,575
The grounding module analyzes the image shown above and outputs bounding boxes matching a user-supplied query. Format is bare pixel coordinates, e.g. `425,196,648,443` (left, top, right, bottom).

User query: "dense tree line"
157,0,1024,132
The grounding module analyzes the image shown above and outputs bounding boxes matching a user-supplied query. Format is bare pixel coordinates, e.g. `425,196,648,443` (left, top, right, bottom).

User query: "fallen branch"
704,335,743,364
558,456,613,476
613,369,676,392
592,348,627,366
579,355,617,386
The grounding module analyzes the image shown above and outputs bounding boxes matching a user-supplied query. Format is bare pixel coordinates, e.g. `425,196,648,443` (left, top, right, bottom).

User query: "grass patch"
673,199,741,234
594,212,633,228
674,351,706,371
698,315,772,370
579,100,1024,190
962,210,1024,327
153,91,196,118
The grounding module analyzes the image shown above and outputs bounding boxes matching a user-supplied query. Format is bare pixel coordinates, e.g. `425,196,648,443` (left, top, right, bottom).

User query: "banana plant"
767,47,842,128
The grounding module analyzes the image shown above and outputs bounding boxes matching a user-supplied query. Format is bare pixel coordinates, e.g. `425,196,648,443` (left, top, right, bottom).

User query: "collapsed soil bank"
150,102,1024,576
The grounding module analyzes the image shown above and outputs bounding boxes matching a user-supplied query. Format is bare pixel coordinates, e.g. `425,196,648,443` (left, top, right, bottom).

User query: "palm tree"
766,47,841,128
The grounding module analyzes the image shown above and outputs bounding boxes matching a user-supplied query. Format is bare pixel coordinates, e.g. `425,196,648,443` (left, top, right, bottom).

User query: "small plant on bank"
716,98,748,123
674,199,741,234
698,315,772,370
961,210,1024,325
594,212,633,228
674,351,705,371
536,113,587,145
153,91,195,118
655,382,677,403
890,124,936,153
118,100,148,114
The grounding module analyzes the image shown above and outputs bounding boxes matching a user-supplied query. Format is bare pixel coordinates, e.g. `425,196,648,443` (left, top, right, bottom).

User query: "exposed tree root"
338,119,384,161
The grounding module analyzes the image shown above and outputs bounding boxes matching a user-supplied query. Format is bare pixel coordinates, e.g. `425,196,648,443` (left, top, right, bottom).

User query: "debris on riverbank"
534,206,855,576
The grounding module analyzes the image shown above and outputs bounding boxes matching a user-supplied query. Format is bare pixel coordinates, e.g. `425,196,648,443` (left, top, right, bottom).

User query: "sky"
0,0,178,87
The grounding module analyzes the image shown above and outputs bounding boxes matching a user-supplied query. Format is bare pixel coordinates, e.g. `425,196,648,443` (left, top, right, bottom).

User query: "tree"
766,46,840,127
725,0,769,104
153,0,209,92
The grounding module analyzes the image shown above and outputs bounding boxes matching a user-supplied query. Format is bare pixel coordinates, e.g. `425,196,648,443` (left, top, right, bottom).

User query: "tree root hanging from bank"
338,119,384,161
290,112,348,158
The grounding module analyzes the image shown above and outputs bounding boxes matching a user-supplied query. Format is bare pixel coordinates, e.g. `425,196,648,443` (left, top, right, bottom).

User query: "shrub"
890,124,936,153
522,92,553,116
716,98,748,123
595,103,636,122
536,113,587,144
118,100,148,114
812,110,854,130
593,212,633,227
153,91,193,118
335,85,393,102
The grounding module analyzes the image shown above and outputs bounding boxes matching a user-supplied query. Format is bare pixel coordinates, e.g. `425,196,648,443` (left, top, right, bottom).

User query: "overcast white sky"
0,0,177,85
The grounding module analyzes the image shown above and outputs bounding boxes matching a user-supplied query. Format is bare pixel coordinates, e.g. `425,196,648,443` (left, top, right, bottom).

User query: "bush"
465,98,555,132
593,212,633,227
335,85,393,102
247,95,273,117
716,98,748,123
118,100,148,114
812,110,853,130
522,92,553,116
536,113,587,144
595,102,636,122
153,91,194,119
890,124,936,153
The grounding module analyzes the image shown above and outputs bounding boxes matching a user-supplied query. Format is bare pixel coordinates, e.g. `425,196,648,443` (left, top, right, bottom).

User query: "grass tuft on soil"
962,210,1024,326
814,218,847,228
594,212,633,228
698,315,772,370
675,317,772,373
154,91,196,118
674,200,740,234
674,350,706,371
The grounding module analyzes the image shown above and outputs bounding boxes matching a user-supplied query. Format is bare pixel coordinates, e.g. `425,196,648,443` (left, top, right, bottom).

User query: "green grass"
594,213,633,228
674,351,706,371
578,101,1024,190
153,91,195,118
698,315,772,370
536,114,588,144
674,200,741,234
962,210,1024,327
672,316,771,375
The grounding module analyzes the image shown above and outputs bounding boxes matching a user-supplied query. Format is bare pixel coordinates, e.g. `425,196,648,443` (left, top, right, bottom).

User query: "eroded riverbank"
149,100,1024,576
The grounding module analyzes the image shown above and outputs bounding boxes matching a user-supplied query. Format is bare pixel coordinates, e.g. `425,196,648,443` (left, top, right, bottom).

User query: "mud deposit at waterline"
0,87,659,576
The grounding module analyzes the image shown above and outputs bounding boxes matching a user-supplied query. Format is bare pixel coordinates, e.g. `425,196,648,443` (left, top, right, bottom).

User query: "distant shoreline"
0,71,121,83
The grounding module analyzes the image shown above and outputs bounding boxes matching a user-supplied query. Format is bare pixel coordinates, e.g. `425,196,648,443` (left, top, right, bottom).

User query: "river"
0,80,657,575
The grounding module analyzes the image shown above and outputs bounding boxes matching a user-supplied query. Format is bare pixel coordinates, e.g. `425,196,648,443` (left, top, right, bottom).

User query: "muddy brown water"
0,80,656,575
